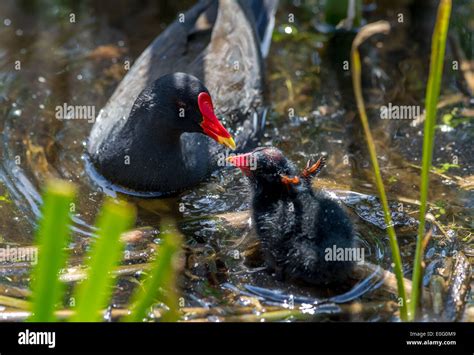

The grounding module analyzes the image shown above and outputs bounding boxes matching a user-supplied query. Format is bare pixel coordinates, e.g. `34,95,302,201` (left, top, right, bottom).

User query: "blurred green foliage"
29,179,182,322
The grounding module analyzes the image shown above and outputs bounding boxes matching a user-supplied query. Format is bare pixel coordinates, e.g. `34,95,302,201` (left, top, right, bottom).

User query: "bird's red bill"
198,92,236,150
227,153,252,175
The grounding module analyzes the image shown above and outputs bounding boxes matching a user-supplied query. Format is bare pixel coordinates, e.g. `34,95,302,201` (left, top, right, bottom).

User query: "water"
0,0,472,321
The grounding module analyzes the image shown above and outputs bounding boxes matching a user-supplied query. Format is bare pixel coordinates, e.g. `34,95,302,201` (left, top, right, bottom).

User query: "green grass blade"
29,179,76,322
410,0,452,320
71,199,136,322
351,22,408,320
125,219,182,322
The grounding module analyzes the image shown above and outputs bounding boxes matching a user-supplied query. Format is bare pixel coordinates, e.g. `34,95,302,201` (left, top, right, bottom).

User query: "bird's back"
286,191,356,286
89,0,277,157
252,188,355,286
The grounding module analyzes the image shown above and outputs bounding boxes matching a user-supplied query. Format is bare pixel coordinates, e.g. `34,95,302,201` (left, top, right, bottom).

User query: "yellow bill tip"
218,136,236,151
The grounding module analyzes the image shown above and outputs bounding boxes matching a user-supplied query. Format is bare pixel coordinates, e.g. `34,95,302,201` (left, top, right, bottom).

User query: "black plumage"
229,147,356,286
88,73,223,193
87,0,278,195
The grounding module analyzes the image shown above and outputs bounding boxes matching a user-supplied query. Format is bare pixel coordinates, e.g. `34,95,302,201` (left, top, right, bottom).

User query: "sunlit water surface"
0,0,472,321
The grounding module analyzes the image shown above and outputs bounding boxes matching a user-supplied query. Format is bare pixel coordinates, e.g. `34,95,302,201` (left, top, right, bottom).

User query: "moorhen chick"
87,0,278,196
228,147,356,286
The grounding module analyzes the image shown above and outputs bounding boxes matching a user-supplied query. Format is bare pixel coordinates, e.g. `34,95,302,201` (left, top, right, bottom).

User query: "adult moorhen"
228,147,357,286
87,0,278,196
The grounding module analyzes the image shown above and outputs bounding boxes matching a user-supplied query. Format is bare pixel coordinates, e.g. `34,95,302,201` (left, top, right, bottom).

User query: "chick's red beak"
198,92,236,150
227,153,253,175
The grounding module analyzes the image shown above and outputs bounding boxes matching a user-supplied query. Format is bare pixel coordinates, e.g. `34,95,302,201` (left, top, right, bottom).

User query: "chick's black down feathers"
231,147,357,286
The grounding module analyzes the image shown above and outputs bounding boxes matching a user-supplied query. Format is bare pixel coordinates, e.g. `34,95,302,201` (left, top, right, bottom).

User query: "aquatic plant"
29,179,181,322
351,21,408,321
29,180,76,322
71,199,135,322
351,0,452,321
126,220,182,322
411,0,452,320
